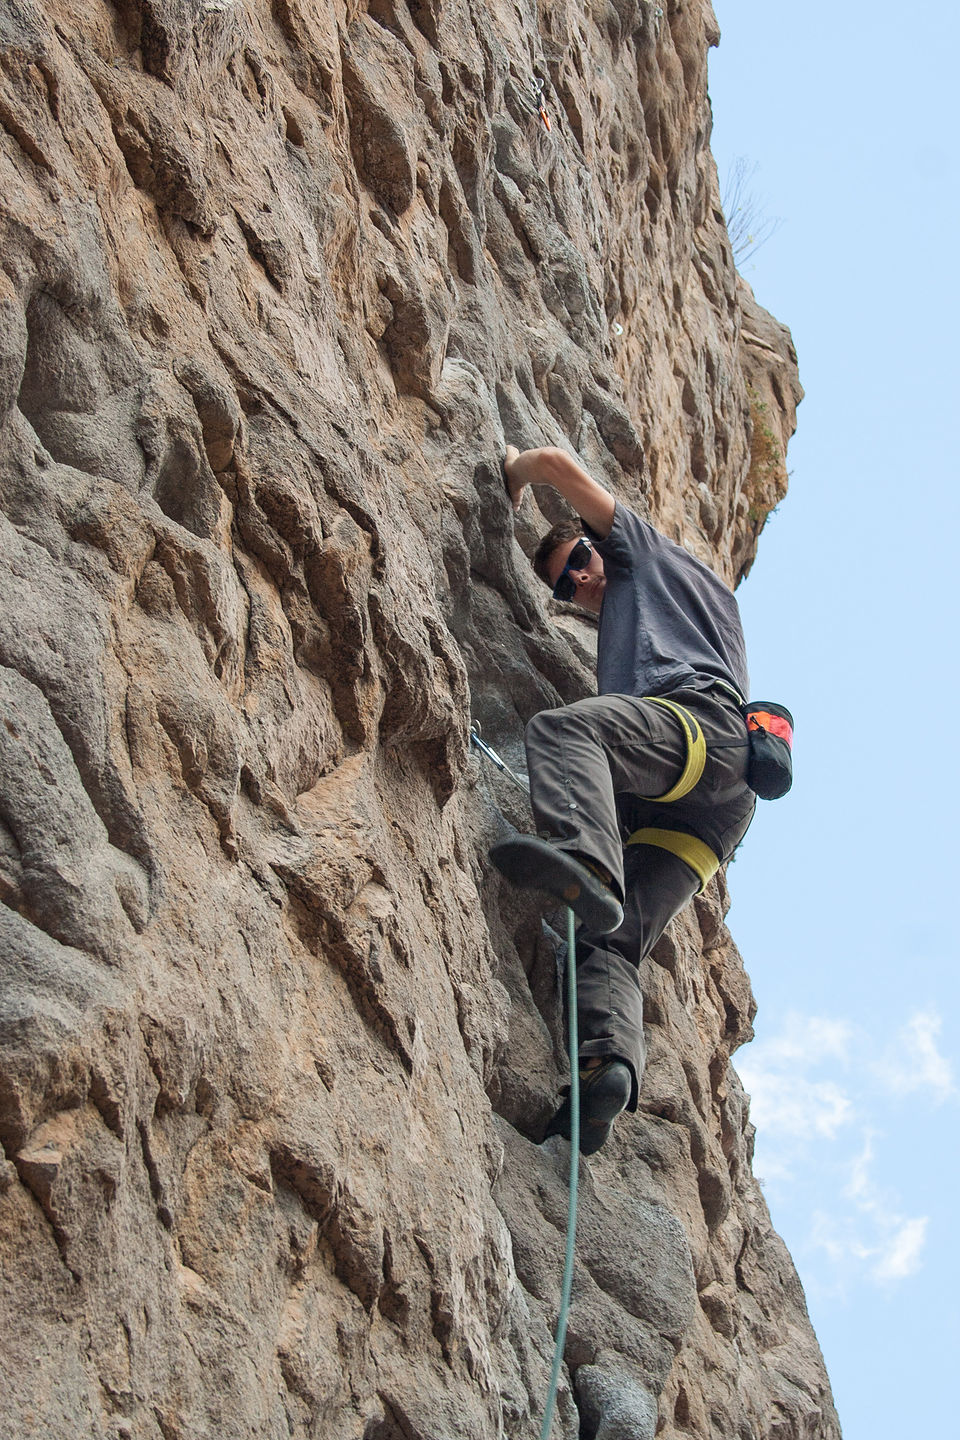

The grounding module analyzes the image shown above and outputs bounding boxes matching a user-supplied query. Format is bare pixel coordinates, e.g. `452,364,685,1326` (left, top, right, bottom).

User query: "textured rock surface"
0,0,835,1437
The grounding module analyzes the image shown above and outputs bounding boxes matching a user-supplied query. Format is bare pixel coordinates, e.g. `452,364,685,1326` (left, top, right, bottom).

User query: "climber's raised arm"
504,445,616,539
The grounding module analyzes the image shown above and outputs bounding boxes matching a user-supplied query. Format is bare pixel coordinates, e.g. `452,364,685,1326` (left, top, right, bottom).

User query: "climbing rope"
539,901,579,1439
470,726,581,1437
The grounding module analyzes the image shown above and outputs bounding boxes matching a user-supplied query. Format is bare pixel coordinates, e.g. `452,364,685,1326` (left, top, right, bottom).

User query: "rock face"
0,1,833,1437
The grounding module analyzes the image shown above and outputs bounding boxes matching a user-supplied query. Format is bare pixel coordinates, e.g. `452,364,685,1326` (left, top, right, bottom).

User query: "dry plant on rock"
722,156,783,265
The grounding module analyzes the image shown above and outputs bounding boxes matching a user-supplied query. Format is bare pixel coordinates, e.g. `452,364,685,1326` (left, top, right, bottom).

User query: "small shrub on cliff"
722,157,783,266
745,385,787,527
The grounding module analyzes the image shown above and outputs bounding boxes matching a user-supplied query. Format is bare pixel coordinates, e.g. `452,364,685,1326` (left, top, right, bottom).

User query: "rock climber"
490,444,757,1155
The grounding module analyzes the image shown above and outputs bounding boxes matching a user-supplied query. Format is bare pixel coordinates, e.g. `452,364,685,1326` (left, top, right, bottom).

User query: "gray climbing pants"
524,684,756,1108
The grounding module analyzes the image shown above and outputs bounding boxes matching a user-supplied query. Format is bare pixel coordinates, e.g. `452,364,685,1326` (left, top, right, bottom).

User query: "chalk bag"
744,701,794,800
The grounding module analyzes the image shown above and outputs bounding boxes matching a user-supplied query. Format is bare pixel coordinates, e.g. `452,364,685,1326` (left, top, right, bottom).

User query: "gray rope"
539,902,579,1438
471,727,580,1435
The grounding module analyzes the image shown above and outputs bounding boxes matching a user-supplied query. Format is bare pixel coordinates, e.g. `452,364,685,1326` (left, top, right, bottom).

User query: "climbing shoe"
544,1060,632,1156
488,835,623,935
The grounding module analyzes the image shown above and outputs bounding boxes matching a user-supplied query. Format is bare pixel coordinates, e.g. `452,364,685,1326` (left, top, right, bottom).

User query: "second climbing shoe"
544,1059,633,1156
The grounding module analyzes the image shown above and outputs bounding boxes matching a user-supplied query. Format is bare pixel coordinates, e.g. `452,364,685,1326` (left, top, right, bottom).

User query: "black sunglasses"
552,539,592,601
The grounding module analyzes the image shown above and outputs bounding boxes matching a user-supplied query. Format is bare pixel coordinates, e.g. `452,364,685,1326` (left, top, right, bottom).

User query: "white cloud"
872,1217,928,1280
736,1012,856,1144
843,1132,877,1205
748,1011,854,1067
810,1134,928,1284
736,1013,937,1289
736,1068,853,1140
878,1009,957,1103
810,1211,928,1283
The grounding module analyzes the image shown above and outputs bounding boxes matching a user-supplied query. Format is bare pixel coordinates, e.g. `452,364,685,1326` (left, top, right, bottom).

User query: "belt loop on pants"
640,697,707,803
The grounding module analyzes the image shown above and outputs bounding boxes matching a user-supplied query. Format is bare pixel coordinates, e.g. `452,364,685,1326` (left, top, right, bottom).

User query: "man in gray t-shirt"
590,502,749,701
490,445,756,1154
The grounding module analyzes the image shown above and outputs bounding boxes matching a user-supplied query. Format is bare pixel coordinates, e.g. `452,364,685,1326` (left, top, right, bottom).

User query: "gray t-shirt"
586,502,749,700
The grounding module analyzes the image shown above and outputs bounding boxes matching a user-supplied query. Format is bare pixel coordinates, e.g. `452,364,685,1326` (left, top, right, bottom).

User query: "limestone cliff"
0,1,836,1437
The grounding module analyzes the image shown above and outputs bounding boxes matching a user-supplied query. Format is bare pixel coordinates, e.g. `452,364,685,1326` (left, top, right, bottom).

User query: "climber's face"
546,537,606,614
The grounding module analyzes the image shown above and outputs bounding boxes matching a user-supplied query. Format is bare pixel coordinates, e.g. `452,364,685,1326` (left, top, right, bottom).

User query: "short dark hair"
533,520,584,585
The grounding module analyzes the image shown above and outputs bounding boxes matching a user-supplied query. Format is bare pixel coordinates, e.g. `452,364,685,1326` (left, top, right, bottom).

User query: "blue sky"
707,3,960,1435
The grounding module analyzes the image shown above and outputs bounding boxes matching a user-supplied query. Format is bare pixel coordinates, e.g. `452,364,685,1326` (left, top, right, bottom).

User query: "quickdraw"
469,723,530,793
532,77,551,132
510,74,552,133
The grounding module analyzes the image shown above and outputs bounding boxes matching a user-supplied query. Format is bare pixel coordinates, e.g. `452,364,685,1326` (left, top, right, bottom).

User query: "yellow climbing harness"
638,697,707,803
626,826,719,892
628,697,719,892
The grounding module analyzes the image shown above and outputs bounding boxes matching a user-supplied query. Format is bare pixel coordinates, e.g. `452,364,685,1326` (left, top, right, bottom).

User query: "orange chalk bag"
744,701,794,799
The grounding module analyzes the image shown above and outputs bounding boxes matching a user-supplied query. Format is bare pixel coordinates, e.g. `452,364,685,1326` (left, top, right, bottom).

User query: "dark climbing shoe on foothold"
488,835,623,935
544,1060,633,1156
